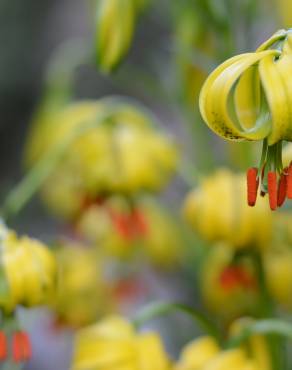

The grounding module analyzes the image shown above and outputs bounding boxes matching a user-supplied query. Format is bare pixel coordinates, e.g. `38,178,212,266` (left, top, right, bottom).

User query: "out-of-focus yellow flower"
77,196,182,268
50,243,114,328
200,243,260,321
0,223,56,313
229,318,272,370
71,315,170,370
199,29,292,210
25,98,178,219
183,169,273,249
176,330,270,370
176,336,220,370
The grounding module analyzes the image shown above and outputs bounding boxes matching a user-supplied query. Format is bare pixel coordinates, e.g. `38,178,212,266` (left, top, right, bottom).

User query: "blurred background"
0,0,291,369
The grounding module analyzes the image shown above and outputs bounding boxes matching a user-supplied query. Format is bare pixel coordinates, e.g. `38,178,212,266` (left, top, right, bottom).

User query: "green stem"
252,250,274,318
251,251,287,370
133,301,222,343
227,319,292,348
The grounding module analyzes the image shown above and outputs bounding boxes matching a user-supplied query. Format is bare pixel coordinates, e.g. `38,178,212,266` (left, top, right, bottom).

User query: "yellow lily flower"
200,243,260,321
229,318,272,370
176,336,220,369
183,169,273,249
77,196,182,268
71,315,171,370
25,98,178,220
199,29,292,210
50,243,114,328
0,223,56,313
176,332,270,370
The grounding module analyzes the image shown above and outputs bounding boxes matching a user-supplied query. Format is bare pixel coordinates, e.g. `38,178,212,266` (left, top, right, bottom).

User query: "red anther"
267,171,278,210
220,266,255,291
131,209,148,236
277,169,288,207
113,279,147,302
220,267,240,290
287,162,292,199
109,209,134,241
0,331,7,361
247,167,259,206
19,332,32,361
12,332,22,363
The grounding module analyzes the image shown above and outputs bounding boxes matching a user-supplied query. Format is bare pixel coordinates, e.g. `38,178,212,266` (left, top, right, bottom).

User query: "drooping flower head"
199,243,260,321
0,223,56,364
176,318,272,370
0,223,56,313
77,195,182,268
71,315,170,370
199,29,292,210
183,169,273,249
25,97,178,219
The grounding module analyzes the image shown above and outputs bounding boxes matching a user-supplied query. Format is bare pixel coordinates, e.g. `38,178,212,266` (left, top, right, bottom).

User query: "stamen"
267,171,278,210
219,266,255,291
131,209,148,236
12,332,21,363
247,167,259,206
0,331,7,361
19,332,32,361
287,162,292,199
277,169,288,207
109,209,134,241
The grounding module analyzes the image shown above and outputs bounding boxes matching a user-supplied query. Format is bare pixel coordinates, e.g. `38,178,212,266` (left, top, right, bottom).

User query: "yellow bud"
95,0,136,72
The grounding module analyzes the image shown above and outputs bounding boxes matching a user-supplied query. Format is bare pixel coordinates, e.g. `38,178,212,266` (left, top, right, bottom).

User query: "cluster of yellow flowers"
77,196,182,267
72,316,170,370
25,99,178,220
183,168,292,319
71,315,271,370
0,223,56,313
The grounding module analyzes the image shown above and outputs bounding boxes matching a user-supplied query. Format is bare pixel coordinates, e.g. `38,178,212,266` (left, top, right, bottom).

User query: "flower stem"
227,319,292,348
133,301,222,343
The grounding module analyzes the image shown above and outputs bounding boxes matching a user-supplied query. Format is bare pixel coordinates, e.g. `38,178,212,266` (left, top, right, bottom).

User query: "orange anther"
267,171,278,210
0,331,7,361
287,162,292,199
277,169,288,207
247,167,259,206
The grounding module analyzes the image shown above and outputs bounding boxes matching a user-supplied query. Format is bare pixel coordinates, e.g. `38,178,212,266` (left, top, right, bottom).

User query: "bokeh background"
0,0,290,369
